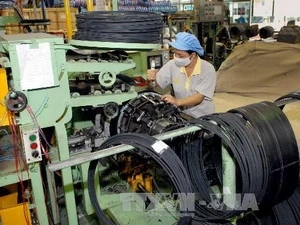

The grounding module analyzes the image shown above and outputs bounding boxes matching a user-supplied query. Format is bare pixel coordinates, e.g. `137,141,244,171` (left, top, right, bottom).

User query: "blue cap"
169,32,204,56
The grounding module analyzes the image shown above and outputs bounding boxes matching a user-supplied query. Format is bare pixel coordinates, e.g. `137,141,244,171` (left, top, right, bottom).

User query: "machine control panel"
22,128,42,163
146,50,169,70
199,0,224,22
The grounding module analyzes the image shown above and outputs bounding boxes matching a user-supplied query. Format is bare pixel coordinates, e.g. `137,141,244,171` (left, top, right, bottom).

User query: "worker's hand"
162,94,180,106
147,69,158,81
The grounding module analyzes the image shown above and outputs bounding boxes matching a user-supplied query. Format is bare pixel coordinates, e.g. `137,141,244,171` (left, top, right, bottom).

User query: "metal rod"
86,0,94,11
64,0,73,40
48,125,200,172
32,0,38,31
222,144,236,210
112,0,118,10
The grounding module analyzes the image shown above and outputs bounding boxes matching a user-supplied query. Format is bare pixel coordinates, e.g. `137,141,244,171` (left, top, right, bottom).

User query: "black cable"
287,187,300,224
274,89,300,109
229,101,299,207
238,185,300,225
183,113,260,221
180,101,299,221
73,11,163,43
88,133,194,225
93,99,299,223
229,105,284,207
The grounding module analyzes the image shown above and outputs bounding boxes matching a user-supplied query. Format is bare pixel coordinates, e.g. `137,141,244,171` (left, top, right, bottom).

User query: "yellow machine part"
0,68,9,126
144,175,153,193
0,191,32,225
129,173,153,193
0,203,32,225
0,193,18,208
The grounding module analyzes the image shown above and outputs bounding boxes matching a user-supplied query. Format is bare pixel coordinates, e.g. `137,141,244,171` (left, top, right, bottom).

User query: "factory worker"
147,32,216,118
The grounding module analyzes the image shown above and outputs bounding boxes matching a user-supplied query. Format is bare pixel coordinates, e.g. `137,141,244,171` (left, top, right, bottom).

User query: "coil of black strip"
88,133,194,225
274,89,300,109
184,113,266,221
237,185,300,225
180,101,299,221
73,11,163,43
229,101,299,207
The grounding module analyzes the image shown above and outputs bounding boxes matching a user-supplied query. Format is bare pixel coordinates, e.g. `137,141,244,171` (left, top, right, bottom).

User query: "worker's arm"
147,60,173,89
147,69,158,81
146,69,159,87
162,92,204,107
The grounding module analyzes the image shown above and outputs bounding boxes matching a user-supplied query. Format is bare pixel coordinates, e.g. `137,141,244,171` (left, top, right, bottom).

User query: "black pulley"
5,91,28,112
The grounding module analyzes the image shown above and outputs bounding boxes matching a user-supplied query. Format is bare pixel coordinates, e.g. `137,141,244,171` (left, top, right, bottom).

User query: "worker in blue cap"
147,32,216,118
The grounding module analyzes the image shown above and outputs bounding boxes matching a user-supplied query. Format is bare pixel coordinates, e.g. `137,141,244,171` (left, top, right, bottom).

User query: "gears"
117,92,186,135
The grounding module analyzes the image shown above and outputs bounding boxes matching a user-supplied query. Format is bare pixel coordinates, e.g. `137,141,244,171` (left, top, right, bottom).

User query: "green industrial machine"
0,31,238,225
0,32,187,225
1,26,298,225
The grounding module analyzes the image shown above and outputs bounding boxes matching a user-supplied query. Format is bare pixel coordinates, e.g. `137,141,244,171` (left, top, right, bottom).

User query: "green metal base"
69,39,160,51
99,194,178,225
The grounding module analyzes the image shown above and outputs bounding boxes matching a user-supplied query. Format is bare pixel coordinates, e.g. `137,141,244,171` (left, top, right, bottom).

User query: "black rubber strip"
88,133,194,225
230,101,299,207
274,89,300,109
73,11,163,43
186,113,261,221
182,101,299,221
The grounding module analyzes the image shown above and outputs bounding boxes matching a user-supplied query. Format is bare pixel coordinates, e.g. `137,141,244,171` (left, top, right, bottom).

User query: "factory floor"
59,203,100,225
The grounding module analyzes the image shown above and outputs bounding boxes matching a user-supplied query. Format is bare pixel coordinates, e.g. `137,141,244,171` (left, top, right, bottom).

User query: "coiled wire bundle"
237,185,300,225
87,99,299,224
0,0,15,8
274,89,300,109
88,133,194,225
181,101,299,222
73,11,163,43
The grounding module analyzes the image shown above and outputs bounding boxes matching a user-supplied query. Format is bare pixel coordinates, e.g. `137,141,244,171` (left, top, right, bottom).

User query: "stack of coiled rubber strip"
88,101,299,224
182,101,299,222
229,101,299,206
73,11,163,43
88,133,194,225
237,185,300,225
274,89,300,109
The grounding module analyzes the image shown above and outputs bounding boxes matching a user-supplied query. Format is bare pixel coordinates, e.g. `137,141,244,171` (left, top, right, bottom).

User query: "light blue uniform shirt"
156,56,216,118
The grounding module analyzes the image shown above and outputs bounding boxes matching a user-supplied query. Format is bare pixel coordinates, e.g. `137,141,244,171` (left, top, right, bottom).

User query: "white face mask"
174,55,192,67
